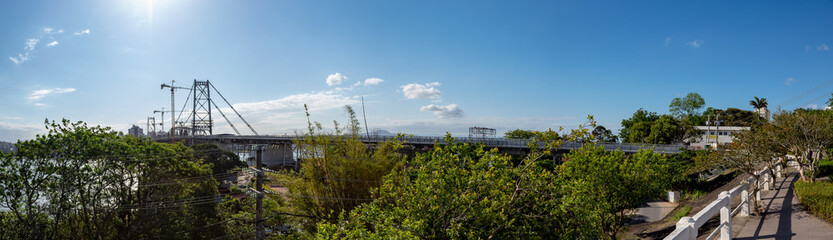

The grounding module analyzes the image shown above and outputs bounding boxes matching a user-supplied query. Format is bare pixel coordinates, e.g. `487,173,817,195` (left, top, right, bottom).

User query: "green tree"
750,96,768,110
826,93,833,108
620,108,659,143
669,92,705,118
192,143,246,174
0,119,223,240
318,132,571,239
592,125,618,143
559,145,670,239
703,124,784,215
285,105,405,232
701,107,765,127
645,115,683,144
770,110,833,182
620,109,688,144
504,129,537,139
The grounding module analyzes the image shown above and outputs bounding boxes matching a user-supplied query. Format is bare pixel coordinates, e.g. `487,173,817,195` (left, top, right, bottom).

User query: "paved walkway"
631,201,678,224
736,173,833,240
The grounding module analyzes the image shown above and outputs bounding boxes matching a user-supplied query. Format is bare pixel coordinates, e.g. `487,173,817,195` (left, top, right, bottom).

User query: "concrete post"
677,217,697,240
668,191,681,203
756,187,762,204
740,184,750,217
776,164,783,178
718,191,732,240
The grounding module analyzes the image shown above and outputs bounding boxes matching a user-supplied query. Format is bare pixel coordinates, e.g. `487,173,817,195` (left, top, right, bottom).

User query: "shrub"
794,181,833,224
817,159,833,178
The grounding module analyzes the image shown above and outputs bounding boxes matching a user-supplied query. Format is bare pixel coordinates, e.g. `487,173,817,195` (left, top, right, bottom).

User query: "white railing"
665,166,776,240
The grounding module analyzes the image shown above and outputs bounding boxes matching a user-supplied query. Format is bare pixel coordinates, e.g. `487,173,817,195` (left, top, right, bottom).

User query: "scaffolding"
469,126,496,138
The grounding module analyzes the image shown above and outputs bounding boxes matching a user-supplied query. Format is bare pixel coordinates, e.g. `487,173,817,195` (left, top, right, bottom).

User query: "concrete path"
735,173,833,240
631,201,678,224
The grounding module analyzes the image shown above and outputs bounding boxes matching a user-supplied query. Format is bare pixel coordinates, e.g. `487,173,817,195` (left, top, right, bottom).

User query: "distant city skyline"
1,1,832,142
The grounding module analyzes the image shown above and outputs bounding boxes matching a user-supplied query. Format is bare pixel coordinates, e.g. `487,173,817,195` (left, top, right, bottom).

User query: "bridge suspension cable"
210,82,258,135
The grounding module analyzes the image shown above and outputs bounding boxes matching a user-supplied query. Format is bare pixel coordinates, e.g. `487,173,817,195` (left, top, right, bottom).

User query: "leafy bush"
817,159,833,178
794,181,833,224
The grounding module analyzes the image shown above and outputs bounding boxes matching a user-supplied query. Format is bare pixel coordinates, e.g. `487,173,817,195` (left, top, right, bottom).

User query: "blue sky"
1,0,832,142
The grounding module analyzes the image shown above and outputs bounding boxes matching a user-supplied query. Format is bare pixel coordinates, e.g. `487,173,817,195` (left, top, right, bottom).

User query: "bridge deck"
154,135,685,154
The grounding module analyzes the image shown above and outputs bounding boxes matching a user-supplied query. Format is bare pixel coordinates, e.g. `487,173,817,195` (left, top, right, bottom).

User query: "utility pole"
715,114,721,150
161,80,189,142
361,96,370,138
256,146,264,240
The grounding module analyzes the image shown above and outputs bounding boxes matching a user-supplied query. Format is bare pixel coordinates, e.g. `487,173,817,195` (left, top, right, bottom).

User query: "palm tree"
750,96,769,121
749,96,768,110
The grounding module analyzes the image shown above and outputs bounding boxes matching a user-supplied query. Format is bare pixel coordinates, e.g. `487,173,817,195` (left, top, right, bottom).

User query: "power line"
779,78,833,108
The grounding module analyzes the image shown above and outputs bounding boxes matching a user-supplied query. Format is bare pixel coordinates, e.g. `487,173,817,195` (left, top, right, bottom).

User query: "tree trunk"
798,153,808,182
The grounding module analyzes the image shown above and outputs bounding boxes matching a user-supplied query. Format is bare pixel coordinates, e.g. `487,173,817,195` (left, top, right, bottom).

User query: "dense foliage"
591,126,618,143
0,119,221,240
192,143,247,174
504,129,560,140
669,92,705,118
504,129,537,139
283,105,405,232
317,126,670,239
619,109,687,144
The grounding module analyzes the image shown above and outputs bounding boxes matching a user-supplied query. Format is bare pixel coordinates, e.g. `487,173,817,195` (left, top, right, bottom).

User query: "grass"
669,205,692,222
684,189,707,200
794,181,833,224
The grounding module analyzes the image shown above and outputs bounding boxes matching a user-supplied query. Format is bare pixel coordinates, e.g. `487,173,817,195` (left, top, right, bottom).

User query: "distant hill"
0,141,15,153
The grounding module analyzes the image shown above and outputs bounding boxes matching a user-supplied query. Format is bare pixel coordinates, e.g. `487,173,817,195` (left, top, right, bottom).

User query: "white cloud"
232,91,358,115
805,104,819,109
818,44,829,51
420,104,464,118
9,53,30,64
326,73,348,86
400,82,442,99
43,27,62,34
785,77,796,86
210,91,360,134
664,37,671,47
24,38,39,51
47,41,59,47
686,39,703,49
364,77,384,86
74,29,91,35
28,88,76,103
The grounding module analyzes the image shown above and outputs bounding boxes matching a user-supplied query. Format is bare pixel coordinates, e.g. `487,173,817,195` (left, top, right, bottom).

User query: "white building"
688,126,750,150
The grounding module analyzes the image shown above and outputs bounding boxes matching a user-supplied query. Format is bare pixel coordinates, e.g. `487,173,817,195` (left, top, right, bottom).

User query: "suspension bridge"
146,80,685,167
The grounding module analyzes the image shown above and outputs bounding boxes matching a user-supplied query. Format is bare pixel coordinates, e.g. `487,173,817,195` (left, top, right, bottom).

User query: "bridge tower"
192,80,213,135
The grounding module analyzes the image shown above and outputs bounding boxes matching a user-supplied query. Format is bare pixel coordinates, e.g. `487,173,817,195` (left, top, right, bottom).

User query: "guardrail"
665,166,776,240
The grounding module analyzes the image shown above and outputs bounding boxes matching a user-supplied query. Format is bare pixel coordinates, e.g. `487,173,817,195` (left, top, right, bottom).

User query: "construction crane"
153,108,165,135
161,80,190,140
